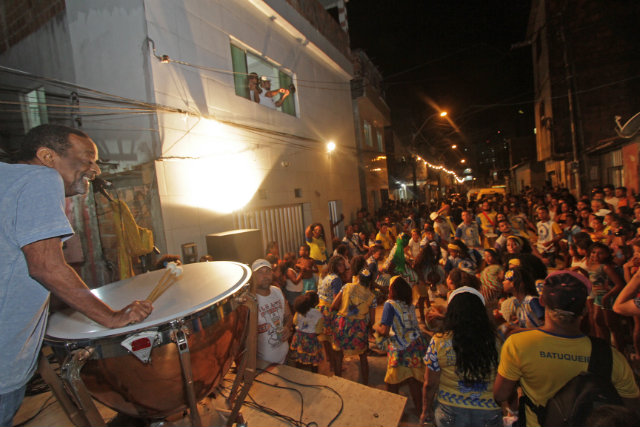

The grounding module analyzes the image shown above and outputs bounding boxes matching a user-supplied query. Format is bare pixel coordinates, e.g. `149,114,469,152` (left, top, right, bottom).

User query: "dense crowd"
258,184,640,427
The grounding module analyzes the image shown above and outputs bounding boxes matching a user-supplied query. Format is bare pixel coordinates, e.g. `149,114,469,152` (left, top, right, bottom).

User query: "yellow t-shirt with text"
498,329,639,427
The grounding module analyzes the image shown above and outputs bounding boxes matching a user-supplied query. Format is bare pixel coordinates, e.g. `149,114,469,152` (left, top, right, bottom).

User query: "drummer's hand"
111,300,153,328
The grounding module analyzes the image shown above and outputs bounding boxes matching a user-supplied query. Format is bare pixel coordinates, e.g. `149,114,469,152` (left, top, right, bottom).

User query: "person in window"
259,76,290,109
247,72,261,103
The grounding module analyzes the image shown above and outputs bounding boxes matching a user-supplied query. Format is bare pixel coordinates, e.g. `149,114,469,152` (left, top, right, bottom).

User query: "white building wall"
0,0,360,259
142,0,359,255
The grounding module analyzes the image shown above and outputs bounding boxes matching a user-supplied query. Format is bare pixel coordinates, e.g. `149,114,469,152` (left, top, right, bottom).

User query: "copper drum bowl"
45,261,251,419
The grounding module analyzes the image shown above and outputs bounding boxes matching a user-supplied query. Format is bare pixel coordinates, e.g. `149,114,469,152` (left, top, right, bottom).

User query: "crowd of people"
255,187,640,426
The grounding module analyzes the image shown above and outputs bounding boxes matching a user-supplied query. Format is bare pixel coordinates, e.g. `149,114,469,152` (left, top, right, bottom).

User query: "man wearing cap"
494,271,640,426
259,77,290,109
252,259,293,365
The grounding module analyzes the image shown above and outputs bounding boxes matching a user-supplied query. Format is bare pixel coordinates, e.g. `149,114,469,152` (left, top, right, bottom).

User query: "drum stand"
38,293,258,427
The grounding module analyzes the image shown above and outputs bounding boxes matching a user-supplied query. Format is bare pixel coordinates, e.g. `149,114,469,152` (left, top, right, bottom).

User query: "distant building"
527,0,640,195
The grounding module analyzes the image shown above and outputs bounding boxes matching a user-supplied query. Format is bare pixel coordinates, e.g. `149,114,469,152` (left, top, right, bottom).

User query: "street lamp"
451,144,457,149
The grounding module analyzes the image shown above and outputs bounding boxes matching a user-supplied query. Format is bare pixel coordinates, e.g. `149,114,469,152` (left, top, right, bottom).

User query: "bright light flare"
327,141,336,153
440,111,448,117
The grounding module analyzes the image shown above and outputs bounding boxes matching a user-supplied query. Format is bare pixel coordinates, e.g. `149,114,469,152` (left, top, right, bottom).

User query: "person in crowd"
383,233,419,286
407,228,422,263
343,224,366,257
252,259,293,365
374,276,427,417
0,124,153,425
508,202,536,240
317,255,347,372
587,242,627,350
305,223,329,265
619,243,640,361
615,186,634,209
283,252,304,309
265,240,280,261
420,287,502,427
295,244,318,292
493,219,521,254
604,184,619,210
479,249,504,310
444,239,480,275
413,244,443,325
477,200,498,247
289,291,323,373
376,222,396,252
535,205,562,267
431,212,453,246
258,76,290,109
502,266,544,332
455,209,483,251
332,263,377,384
494,271,640,427
247,72,261,103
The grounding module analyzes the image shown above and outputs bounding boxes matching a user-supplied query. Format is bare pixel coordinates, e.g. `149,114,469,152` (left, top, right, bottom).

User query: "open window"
230,43,297,117
21,87,48,132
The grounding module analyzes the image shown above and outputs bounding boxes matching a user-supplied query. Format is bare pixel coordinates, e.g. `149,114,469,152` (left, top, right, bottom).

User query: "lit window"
230,44,296,117
376,129,384,152
21,87,48,132
363,121,372,146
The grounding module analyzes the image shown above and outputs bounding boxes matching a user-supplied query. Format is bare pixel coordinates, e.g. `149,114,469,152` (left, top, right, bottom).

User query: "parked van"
466,187,506,201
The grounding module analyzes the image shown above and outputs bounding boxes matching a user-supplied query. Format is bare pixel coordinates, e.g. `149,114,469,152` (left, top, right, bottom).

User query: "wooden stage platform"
13,363,407,427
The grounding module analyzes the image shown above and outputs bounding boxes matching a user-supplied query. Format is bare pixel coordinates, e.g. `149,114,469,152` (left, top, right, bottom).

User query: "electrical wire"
13,395,56,427
255,368,344,427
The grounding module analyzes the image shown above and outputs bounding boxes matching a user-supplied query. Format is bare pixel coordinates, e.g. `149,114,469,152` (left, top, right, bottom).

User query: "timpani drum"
44,261,251,420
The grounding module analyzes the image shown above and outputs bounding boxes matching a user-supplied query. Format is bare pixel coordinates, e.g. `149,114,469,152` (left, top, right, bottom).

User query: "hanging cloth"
111,199,154,279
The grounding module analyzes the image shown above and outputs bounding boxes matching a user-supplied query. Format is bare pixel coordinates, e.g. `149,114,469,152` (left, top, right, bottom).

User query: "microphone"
92,176,113,200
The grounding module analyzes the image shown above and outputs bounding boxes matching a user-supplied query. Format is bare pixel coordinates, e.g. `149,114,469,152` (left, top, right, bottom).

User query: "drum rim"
45,261,251,341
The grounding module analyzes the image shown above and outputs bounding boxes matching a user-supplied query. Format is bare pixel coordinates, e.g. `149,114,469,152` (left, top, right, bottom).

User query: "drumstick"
146,262,177,301
148,264,183,302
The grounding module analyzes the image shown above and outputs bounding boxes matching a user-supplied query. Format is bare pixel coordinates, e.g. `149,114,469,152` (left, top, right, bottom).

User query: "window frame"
230,41,298,117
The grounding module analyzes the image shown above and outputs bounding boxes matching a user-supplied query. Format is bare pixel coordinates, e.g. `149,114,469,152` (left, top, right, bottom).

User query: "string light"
415,155,465,183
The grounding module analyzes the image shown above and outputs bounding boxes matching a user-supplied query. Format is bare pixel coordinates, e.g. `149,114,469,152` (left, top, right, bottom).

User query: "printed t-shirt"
425,332,500,410
498,329,639,427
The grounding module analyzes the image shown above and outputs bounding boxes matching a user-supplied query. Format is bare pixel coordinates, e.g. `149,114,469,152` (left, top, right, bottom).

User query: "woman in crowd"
479,248,504,311
420,287,502,427
306,223,329,265
502,266,544,331
332,261,376,384
374,276,427,416
317,255,347,372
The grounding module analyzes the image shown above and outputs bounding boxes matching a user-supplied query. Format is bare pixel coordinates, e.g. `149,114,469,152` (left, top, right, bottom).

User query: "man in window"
259,76,290,109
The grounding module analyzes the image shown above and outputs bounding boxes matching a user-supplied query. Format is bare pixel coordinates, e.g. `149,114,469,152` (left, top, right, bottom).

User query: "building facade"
0,0,362,285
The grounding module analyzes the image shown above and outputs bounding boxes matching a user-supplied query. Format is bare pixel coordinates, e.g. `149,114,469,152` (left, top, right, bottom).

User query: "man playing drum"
252,259,293,364
0,124,153,425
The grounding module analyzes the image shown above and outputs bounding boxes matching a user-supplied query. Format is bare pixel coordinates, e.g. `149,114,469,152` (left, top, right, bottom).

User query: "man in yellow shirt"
493,270,639,427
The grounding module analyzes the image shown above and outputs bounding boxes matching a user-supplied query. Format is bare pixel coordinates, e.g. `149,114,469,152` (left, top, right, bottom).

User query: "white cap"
430,212,440,221
251,259,272,272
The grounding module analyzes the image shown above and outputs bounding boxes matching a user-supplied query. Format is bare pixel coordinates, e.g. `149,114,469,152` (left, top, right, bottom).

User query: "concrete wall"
143,0,359,255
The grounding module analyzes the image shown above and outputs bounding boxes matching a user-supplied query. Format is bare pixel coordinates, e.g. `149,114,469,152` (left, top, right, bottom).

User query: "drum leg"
226,294,257,427
172,324,202,427
62,348,107,427
38,351,91,427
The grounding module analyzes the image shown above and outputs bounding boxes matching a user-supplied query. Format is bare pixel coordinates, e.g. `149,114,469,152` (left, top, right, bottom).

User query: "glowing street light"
440,111,448,117
451,144,457,149
460,159,466,164
327,141,336,153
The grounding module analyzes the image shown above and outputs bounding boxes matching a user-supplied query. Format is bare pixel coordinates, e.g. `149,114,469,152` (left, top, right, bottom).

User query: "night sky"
346,0,534,168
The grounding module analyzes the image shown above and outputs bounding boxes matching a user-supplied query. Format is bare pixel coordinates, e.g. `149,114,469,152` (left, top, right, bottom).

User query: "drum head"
46,261,250,340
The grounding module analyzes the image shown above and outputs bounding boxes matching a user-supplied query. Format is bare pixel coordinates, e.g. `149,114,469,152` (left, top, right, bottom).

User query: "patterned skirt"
317,304,335,343
333,316,368,356
290,331,324,366
384,337,428,384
